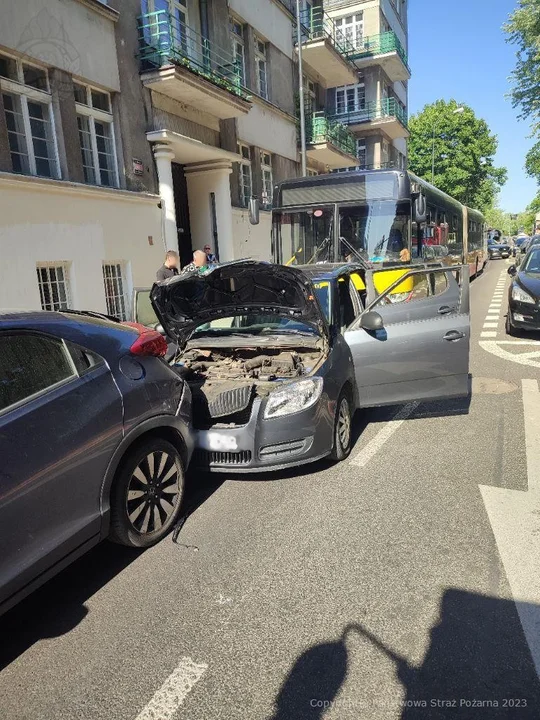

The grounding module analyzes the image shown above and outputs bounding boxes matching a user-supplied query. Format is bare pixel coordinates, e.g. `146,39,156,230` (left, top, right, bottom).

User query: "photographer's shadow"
268,588,540,719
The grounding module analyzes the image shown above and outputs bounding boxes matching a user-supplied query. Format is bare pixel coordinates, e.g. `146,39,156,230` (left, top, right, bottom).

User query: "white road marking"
134,658,208,720
483,323,498,328
479,341,540,368
481,331,497,337
350,402,419,467
496,340,540,345
480,381,540,677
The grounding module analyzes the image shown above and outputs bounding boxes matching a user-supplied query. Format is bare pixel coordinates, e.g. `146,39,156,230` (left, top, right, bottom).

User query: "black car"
0,311,194,615
515,236,529,254
488,239,511,259
507,248,540,334
150,261,471,473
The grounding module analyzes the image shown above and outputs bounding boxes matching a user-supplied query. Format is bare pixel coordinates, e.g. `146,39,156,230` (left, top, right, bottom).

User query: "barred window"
36,263,71,311
103,263,127,320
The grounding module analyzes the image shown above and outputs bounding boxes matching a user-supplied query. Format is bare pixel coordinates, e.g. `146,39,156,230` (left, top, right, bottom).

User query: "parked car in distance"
488,239,512,259
507,248,540,335
515,236,529,256
0,311,193,616
148,261,471,474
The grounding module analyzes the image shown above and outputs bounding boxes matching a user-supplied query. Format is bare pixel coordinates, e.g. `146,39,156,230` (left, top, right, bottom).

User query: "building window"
103,263,127,320
230,17,246,87
238,142,252,207
36,263,71,311
303,75,317,114
0,52,59,178
334,13,363,48
307,168,318,177
357,138,366,167
261,151,273,210
335,77,365,115
382,139,390,164
74,83,118,188
254,36,268,100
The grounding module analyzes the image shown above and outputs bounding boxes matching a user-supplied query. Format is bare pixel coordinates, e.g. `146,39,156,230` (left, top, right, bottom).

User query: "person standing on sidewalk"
156,251,179,282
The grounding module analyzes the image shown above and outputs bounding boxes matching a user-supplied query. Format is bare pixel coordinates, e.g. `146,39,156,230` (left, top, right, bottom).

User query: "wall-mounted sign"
133,158,144,176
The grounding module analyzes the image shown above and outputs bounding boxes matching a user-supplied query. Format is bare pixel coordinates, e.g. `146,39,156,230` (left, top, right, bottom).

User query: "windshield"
523,249,540,273
275,208,333,265
191,316,319,338
339,201,411,263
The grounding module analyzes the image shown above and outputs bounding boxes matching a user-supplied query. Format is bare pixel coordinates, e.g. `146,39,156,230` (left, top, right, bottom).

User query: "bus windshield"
339,201,411,263
275,201,411,265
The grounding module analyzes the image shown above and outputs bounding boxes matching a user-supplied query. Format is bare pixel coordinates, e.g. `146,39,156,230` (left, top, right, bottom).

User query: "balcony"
295,7,358,87
305,112,358,169
331,98,409,140
349,32,411,82
138,10,251,120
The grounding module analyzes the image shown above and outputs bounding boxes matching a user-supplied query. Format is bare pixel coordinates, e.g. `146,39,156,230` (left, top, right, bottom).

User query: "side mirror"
508,265,517,276
413,192,427,223
248,197,260,225
360,310,384,331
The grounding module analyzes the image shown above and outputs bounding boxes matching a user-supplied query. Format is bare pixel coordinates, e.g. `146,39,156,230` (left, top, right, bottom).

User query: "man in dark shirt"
156,251,179,282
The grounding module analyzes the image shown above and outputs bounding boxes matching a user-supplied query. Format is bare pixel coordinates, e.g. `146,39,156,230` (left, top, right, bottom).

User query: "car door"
0,331,123,609
344,267,470,408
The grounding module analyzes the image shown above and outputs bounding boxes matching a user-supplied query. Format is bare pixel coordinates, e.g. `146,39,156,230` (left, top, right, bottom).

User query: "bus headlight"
264,378,324,419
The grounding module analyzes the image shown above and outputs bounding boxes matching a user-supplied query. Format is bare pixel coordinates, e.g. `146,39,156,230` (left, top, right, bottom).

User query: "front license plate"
206,433,238,451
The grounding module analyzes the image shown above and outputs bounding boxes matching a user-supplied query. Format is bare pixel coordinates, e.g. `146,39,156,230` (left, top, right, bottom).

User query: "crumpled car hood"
151,260,327,348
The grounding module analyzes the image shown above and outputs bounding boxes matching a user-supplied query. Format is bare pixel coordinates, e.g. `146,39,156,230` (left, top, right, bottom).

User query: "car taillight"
123,322,168,357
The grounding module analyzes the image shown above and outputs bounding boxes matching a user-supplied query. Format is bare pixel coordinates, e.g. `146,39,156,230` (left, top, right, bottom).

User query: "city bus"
269,169,487,285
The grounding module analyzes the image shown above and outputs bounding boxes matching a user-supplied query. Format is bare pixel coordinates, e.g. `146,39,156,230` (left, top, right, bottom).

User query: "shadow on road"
0,470,223,672
268,588,540,719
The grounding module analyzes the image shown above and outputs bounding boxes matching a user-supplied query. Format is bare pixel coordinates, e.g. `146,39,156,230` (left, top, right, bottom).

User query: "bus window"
339,200,411,263
274,208,333,265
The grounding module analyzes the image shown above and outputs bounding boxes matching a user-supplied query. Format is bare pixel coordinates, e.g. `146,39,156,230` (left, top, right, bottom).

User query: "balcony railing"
331,97,408,128
296,6,356,58
137,10,250,101
306,111,357,155
349,31,409,70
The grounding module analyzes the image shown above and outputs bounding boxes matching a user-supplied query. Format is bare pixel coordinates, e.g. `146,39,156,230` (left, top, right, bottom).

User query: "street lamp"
431,106,464,185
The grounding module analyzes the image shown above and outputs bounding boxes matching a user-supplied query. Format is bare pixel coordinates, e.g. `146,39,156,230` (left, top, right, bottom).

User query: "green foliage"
408,100,507,211
505,0,540,130
525,141,540,183
485,196,540,236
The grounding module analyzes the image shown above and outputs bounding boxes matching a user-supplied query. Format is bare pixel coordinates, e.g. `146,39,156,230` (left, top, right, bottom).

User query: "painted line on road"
523,379,540,493
350,402,419,468
479,341,540,368
481,332,497,338
134,658,208,720
483,323,498,328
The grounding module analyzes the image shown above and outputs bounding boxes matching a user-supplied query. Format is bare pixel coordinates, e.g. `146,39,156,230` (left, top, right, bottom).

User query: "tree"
408,100,507,211
505,1,540,130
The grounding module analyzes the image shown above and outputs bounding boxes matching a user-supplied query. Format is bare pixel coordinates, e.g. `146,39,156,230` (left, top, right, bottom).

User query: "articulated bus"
270,169,487,288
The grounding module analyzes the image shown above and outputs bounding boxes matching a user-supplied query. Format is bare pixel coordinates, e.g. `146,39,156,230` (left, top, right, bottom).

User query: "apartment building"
311,0,410,171
0,0,165,315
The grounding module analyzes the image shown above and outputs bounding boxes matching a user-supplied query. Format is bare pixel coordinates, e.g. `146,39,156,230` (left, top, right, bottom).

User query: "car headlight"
264,377,324,419
512,285,536,304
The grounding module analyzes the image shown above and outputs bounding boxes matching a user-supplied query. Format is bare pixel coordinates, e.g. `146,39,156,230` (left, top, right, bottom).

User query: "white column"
185,161,235,262
153,143,178,253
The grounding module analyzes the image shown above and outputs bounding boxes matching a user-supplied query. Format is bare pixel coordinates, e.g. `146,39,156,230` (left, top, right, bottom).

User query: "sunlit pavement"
2,258,540,719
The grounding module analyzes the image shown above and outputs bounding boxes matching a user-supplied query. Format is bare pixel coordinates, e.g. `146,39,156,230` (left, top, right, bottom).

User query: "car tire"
329,390,352,462
506,313,517,337
109,438,185,548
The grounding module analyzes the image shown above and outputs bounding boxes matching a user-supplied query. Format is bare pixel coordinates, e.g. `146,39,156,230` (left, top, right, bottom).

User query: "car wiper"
62,309,120,322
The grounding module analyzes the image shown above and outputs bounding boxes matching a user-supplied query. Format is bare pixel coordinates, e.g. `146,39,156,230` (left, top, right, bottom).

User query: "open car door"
344,266,470,408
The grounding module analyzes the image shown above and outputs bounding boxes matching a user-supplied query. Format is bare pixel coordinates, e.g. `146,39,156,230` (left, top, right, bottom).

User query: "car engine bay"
174,346,324,429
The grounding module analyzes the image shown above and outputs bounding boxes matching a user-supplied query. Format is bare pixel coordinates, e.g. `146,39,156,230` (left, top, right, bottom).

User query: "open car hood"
150,261,328,348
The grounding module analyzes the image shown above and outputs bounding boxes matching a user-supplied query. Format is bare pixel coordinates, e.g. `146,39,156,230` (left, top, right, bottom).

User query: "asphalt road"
2,257,540,720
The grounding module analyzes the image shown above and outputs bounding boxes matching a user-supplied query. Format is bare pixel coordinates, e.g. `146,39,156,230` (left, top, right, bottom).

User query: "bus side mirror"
414,192,427,224
249,197,260,225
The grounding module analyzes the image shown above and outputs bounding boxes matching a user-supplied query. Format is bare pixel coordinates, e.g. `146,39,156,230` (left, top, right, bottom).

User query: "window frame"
229,16,246,87
261,150,273,210
335,78,365,115
334,12,364,48
237,141,252,208
0,332,78,418
36,262,72,312
74,82,119,188
0,51,60,179
102,262,128,321
254,34,268,100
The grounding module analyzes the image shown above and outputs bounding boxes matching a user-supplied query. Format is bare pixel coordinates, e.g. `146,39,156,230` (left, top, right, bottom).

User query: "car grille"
193,450,252,467
259,439,307,459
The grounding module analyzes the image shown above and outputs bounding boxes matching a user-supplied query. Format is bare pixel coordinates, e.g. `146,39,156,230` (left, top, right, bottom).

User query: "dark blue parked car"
0,311,194,615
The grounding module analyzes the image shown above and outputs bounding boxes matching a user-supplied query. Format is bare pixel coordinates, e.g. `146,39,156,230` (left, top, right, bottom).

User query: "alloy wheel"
337,398,351,450
126,451,181,535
